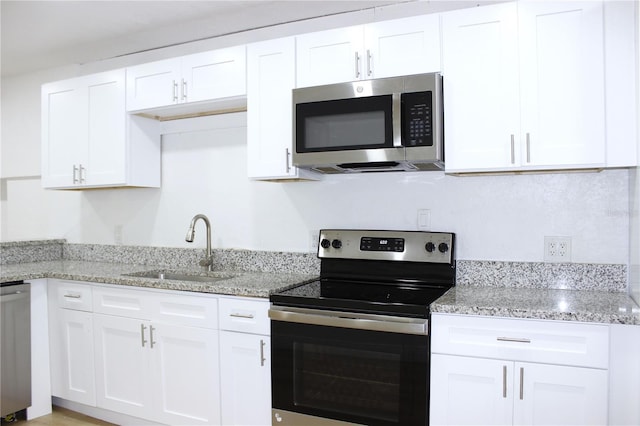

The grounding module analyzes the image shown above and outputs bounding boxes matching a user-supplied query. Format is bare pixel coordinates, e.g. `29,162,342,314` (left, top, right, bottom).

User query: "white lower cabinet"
93,314,154,419
48,280,222,425
430,314,609,426
48,281,96,406
219,297,271,426
431,354,608,426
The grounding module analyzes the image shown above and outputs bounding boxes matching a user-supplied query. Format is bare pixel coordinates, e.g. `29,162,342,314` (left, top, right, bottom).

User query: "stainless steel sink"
124,270,235,283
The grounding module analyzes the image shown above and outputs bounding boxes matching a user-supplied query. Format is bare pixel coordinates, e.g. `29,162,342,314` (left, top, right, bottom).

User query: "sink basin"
124,270,235,283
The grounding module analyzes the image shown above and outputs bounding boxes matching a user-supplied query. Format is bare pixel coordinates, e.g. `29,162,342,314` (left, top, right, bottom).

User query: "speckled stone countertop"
431,286,640,325
0,260,317,298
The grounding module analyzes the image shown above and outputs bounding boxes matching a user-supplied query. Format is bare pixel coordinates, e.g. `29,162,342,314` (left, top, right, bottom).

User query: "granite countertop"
0,260,317,298
431,286,640,325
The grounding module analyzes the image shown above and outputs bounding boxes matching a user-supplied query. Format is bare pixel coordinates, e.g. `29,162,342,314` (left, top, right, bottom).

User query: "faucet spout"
185,214,213,271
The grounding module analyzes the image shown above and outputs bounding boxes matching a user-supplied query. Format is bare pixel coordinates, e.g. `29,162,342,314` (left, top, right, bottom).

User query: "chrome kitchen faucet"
185,214,213,271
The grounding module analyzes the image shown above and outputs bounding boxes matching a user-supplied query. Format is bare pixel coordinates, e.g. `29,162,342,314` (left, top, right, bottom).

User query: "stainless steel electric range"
269,229,456,426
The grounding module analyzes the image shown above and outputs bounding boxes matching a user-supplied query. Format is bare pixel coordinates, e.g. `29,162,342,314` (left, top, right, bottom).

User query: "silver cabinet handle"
497,337,531,343
510,135,515,164
502,365,507,398
526,133,531,163
285,148,291,174
141,324,147,347
366,49,372,77
260,339,266,367
354,52,361,79
230,313,255,319
182,79,187,102
63,293,82,299
78,164,85,183
73,165,79,184
519,367,524,400
149,325,156,349
172,80,178,102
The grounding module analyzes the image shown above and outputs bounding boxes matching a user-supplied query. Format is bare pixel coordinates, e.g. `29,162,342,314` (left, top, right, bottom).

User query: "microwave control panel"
401,91,433,147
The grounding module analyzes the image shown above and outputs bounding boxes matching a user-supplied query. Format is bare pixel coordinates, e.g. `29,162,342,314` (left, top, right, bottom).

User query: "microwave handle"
392,93,402,147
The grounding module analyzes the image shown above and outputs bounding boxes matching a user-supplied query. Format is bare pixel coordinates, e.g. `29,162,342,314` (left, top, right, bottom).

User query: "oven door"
270,307,429,426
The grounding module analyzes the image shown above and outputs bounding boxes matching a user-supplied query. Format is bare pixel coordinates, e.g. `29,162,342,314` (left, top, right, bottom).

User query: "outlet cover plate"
544,236,572,263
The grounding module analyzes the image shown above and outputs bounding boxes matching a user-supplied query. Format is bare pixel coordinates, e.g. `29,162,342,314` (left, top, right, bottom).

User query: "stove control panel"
318,229,455,264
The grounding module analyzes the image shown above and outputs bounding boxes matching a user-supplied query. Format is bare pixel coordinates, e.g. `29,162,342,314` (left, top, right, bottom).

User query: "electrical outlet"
417,209,431,230
309,230,319,253
114,225,123,245
544,236,571,263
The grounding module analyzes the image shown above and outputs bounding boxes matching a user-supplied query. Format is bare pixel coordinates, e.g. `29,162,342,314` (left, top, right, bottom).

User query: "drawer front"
149,292,218,329
431,314,609,369
92,286,150,320
53,280,93,311
219,297,269,335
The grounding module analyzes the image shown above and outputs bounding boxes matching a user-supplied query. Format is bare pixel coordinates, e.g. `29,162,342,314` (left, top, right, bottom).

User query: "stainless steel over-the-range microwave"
292,72,443,174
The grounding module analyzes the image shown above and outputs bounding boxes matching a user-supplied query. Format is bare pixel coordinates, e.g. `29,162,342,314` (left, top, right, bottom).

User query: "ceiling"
0,0,412,78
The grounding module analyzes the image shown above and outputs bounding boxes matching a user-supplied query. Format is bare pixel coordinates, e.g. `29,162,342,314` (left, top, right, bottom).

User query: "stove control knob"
331,239,342,249
438,242,449,253
320,239,331,249
425,242,436,253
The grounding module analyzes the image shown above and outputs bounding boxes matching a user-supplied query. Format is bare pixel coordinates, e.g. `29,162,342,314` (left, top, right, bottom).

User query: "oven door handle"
268,306,428,335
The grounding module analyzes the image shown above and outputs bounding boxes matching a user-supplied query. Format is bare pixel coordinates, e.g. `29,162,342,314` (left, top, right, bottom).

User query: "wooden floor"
3,407,114,426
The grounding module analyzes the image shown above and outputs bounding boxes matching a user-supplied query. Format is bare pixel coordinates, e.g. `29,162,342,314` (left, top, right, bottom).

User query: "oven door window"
272,320,428,426
295,95,393,152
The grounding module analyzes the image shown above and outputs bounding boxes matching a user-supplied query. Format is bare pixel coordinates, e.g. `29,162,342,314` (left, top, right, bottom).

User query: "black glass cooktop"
270,279,452,318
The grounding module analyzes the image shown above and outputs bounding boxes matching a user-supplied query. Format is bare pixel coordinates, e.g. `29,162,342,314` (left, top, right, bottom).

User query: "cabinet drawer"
149,292,218,329
53,280,93,311
219,297,269,335
92,286,150,319
431,314,609,369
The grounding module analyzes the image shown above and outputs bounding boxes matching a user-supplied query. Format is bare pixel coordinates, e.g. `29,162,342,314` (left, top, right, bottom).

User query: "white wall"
1,109,630,263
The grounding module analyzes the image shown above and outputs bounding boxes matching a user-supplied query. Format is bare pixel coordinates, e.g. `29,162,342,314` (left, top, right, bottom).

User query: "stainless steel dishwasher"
1,281,31,418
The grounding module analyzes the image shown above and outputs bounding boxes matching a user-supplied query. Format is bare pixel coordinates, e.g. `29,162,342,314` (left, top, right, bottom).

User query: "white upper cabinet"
126,46,246,112
443,1,607,173
441,2,520,172
364,14,441,80
296,15,441,87
517,0,605,169
42,70,161,189
246,37,319,180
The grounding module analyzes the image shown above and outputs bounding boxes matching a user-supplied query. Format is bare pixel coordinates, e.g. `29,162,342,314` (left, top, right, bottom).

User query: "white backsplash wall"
1,112,630,264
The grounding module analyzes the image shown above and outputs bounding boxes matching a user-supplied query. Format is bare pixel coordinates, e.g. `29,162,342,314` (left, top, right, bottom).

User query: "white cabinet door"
182,46,246,103
152,323,221,425
41,80,86,188
296,26,364,87
441,2,521,172
518,0,605,169
364,14,441,79
430,354,513,426
431,346,608,426
49,309,96,406
85,70,127,186
93,314,153,420
247,37,318,180
220,331,271,426
126,58,181,111
513,362,608,426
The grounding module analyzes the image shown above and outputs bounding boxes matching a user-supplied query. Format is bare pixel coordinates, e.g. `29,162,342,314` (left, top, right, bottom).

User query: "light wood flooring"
2,407,114,426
